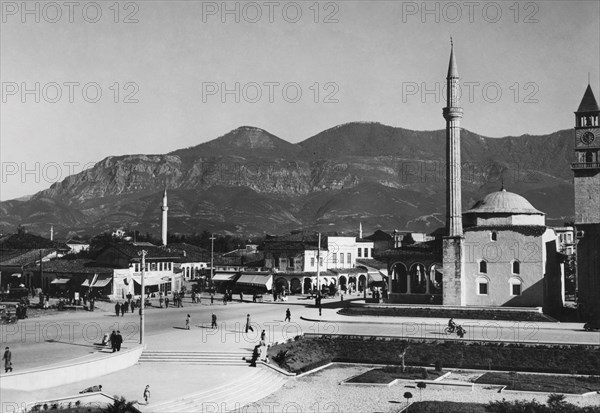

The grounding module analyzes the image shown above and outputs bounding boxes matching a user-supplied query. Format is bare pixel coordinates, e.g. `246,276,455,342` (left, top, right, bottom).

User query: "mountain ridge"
0,122,576,238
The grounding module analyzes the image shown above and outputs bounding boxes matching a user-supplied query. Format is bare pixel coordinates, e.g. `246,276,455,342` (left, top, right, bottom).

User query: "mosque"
384,43,565,310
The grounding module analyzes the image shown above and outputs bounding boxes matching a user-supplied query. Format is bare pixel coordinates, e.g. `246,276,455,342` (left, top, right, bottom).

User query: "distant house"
34,259,114,298
66,239,90,254
166,243,210,281
94,244,183,300
0,232,70,290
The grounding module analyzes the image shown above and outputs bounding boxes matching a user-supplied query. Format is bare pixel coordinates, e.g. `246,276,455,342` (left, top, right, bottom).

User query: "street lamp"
138,250,147,345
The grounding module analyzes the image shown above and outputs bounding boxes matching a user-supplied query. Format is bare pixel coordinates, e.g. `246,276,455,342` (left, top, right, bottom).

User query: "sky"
1,0,599,201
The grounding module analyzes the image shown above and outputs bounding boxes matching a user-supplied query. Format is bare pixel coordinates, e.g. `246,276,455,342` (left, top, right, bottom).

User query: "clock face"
581,131,595,145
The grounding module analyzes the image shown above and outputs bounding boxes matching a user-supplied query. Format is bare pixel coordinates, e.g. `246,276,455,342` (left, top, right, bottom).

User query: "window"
491,232,498,241
347,253,351,264
477,277,489,295
332,254,337,264
289,258,294,268
311,257,315,267
339,253,344,264
371,248,374,257
319,257,323,266
357,248,362,258
512,261,520,274
509,278,522,296
364,248,369,258
479,260,487,274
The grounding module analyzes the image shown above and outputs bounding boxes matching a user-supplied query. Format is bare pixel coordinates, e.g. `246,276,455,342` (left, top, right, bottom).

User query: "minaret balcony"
571,161,600,170
443,107,463,119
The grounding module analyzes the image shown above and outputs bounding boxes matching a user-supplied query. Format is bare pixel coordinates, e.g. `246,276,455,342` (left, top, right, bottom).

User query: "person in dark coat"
165,297,169,308
211,313,217,329
110,331,117,353
115,331,123,351
121,301,128,316
130,301,136,313
285,308,291,322
3,347,13,373
115,302,120,316
245,314,254,333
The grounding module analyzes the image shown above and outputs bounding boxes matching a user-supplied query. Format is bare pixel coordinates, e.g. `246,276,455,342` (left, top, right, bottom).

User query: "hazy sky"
1,0,599,200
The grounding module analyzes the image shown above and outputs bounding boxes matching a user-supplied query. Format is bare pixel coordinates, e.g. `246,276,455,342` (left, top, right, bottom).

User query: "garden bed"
475,372,600,394
339,306,552,322
346,366,444,384
402,401,487,413
268,336,600,375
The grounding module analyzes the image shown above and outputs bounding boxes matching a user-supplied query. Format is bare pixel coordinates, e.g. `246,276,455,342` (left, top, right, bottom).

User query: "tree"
547,393,567,409
102,396,138,413
403,392,413,411
417,381,427,401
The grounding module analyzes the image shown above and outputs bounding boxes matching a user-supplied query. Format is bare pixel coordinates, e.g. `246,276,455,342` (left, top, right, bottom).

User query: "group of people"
101,331,124,352
158,291,185,308
114,301,135,316
447,318,466,338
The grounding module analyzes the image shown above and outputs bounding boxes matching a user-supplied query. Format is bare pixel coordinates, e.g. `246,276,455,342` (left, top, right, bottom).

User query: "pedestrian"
260,329,266,342
165,297,169,308
3,347,13,373
186,314,190,330
211,313,217,329
285,308,291,322
121,301,128,316
223,294,227,305
245,314,254,333
143,385,150,404
240,292,243,302
159,295,164,308
210,293,214,305
115,302,120,317
115,331,123,352
110,331,117,353
130,300,136,313
90,296,95,311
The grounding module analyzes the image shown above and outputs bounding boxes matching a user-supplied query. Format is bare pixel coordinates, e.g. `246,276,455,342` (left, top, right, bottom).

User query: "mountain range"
0,122,576,238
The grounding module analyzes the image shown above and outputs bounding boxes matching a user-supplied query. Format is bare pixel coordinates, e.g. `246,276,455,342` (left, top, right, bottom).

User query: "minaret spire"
359,222,363,239
443,39,463,236
161,187,168,246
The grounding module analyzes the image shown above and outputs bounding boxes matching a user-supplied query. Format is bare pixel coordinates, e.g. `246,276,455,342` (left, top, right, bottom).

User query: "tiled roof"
0,249,58,266
364,230,393,241
105,244,180,260
34,259,114,274
0,233,69,250
356,259,388,270
465,189,543,215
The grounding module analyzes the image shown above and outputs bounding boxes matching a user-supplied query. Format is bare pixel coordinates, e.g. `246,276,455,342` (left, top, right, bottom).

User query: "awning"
132,276,168,287
368,271,384,283
81,279,91,287
91,277,112,288
212,273,236,282
51,278,70,285
236,274,272,290
11,273,21,278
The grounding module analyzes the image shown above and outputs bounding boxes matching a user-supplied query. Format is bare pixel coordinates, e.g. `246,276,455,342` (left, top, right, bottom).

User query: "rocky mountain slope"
0,123,575,238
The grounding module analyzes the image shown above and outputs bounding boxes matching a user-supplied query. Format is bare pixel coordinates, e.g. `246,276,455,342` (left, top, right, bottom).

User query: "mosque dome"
465,189,543,215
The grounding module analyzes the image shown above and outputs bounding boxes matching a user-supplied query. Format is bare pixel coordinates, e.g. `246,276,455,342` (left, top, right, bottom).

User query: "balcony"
571,162,600,170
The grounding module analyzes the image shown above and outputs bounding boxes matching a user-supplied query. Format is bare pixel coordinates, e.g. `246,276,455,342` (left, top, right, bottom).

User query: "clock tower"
572,84,600,224
572,84,600,324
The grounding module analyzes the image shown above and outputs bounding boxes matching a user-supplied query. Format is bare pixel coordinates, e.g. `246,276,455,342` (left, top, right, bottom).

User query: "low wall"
1,345,144,391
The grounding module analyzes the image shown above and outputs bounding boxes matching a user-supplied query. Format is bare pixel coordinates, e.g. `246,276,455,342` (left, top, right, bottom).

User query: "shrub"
434,360,442,372
421,368,429,380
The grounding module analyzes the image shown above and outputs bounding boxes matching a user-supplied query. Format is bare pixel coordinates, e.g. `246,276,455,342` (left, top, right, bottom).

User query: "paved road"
1,294,599,372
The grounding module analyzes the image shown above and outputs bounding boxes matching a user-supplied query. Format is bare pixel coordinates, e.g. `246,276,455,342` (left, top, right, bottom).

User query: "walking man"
3,347,13,373
211,313,217,329
245,314,254,333
143,385,150,405
186,314,191,330
121,301,128,316
210,293,214,305
285,308,291,322
165,297,169,308
115,331,123,352
110,331,117,353
114,302,120,317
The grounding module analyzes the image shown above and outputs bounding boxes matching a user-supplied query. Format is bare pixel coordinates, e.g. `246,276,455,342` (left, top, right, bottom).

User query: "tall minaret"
161,188,168,246
443,38,463,237
442,39,465,306
50,225,54,241
359,222,363,239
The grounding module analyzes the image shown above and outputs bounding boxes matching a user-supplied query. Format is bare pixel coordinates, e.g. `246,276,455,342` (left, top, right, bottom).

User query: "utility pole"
138,250,147,345
210,233,216,282
316,232,321,294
